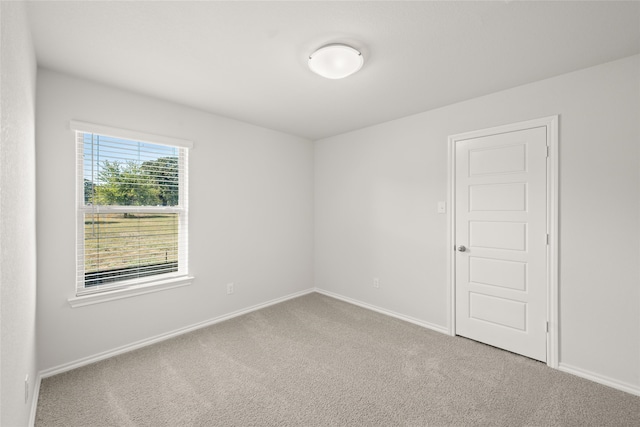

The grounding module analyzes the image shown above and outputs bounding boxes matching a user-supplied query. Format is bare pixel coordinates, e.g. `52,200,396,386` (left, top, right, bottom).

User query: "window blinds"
75,124,189,295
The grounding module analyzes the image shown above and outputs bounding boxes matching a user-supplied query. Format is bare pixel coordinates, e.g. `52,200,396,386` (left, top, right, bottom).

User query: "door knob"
457,245,467,252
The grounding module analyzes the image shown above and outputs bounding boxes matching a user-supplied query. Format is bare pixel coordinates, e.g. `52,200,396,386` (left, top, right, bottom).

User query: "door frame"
447,115,559,368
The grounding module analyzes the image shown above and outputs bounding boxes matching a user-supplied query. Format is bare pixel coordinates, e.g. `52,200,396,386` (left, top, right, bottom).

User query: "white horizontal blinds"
83,134,181,207
76,128,188,295
83,213,180,287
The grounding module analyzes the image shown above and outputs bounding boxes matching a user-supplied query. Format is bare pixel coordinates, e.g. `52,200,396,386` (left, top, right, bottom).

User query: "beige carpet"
36,293,639,426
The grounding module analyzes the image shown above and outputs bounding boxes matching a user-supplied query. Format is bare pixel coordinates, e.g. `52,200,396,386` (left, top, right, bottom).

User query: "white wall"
36,70,314,371
315,55,640,390
0,2,38,425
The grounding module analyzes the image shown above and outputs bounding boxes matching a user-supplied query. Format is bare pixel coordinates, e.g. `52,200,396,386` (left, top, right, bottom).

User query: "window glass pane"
83,134,180,207
77,128,188,294
84,212,179,287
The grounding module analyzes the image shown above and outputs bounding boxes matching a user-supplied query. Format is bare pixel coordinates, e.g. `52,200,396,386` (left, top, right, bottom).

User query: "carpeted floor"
36,293,639,426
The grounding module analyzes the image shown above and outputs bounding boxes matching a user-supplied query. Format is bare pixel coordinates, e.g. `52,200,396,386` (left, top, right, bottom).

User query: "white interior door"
454,125,548,362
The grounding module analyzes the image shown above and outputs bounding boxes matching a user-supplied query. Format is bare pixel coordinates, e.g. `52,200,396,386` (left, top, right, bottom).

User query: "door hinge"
546,146,550,158
546,321,549,333
546,234,550,245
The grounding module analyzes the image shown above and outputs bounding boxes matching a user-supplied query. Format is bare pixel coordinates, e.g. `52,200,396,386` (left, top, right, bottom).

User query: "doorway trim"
447,115,559,368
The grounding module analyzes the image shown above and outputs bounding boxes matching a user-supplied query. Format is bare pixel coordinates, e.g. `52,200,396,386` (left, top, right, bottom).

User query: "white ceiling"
27,1,640,141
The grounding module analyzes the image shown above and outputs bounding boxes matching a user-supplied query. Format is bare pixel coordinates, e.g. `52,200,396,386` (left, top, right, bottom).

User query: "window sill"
68,275,194,308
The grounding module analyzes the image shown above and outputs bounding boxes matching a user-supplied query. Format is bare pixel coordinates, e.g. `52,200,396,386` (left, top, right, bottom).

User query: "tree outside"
86,157,179,208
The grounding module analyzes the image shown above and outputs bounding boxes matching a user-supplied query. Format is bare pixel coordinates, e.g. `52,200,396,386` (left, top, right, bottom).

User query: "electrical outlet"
373,277,380,289
24,375,29,404
226,283,234,295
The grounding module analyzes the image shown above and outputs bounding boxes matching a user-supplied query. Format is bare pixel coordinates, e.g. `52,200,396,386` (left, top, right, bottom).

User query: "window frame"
70,121,193,306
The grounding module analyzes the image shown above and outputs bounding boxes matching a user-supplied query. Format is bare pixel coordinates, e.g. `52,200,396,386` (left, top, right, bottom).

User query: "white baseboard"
558,363,640,397
39,288,315,379
28,373,42,427
314,288,450,335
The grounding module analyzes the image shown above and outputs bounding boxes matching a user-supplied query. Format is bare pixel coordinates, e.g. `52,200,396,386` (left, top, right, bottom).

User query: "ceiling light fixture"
308,44,364,79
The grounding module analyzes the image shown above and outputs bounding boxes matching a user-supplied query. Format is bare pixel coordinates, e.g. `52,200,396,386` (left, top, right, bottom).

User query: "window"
74,121,191,297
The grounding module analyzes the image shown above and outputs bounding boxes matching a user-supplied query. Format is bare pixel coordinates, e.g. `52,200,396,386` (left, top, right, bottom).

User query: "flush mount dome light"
308,44,364,79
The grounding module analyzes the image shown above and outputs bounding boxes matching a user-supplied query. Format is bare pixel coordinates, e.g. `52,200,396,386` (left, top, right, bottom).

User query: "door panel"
469,144,526,175
469,257,527,291
455,126,547,362
469,293,527,331
469,221,527,251
469,183,527,211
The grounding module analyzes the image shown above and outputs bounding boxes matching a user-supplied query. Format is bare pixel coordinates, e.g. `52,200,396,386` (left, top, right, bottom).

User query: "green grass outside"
84,213,178,273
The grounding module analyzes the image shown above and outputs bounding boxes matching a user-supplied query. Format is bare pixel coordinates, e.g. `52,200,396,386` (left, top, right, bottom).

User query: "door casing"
447,116,559,368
